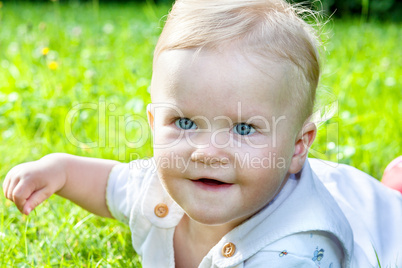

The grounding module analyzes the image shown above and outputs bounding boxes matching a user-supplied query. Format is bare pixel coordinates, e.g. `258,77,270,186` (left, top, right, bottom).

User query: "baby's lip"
192,177,233,185
191,177,234,191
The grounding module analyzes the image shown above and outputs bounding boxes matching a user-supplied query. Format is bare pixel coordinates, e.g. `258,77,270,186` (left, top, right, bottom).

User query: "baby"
3,0,402,267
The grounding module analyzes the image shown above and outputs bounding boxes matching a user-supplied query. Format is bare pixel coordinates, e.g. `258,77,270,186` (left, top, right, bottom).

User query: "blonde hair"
154,0,323,127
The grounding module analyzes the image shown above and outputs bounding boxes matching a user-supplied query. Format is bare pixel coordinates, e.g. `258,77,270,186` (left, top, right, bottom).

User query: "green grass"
312,20,402,177
0,1,401,267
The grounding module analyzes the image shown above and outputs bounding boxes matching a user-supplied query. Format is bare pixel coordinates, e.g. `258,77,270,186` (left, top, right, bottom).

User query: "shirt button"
154,203,169,218
222,242,236,258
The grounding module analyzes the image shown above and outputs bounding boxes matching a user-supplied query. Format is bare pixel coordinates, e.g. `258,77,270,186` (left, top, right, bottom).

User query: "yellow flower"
41,47,49,56
48,61,58,70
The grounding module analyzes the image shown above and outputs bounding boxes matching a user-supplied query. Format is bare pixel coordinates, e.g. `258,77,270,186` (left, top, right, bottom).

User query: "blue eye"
234,123,255,136
175,118,196,130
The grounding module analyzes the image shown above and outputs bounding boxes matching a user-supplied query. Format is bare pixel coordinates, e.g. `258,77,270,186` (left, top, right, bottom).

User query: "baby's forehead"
155,48,297,96
155,47,295,82
151,48,301,123
153,48,289,93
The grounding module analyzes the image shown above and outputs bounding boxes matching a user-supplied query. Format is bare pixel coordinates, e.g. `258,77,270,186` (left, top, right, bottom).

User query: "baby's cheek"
242,174,283,212
153,126,183,147
154,142,192,173
235,145,287,168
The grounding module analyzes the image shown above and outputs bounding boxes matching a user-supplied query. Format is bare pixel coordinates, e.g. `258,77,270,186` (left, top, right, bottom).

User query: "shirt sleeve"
245,231,343,267
106,160,149,225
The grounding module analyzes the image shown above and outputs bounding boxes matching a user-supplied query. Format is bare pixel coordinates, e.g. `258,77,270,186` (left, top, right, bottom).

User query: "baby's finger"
12,181,36,213
6,176,20,201
2,173,11,197
3,167,17,198
22,188,52,215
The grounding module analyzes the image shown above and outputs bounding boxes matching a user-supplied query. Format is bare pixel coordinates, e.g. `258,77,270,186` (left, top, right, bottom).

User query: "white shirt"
106,158,402,267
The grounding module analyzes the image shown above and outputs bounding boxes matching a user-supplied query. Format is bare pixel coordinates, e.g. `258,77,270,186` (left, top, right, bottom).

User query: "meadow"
0,1,401,267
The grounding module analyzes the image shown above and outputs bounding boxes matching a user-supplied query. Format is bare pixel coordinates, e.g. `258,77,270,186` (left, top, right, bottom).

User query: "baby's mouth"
197,178,226,186
192,177,233,191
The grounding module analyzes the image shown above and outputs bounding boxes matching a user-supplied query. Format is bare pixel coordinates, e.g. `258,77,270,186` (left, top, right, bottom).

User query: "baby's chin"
184,208,251,229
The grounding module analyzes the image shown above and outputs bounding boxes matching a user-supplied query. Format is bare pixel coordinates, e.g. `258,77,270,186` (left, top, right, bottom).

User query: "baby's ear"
147,104,154,132
288,122,317,174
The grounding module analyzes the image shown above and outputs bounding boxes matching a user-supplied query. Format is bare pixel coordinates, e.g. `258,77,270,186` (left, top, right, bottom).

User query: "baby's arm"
3,153,118,217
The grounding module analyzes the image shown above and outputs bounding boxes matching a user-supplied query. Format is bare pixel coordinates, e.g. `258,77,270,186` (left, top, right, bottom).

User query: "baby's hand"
3,155,66,215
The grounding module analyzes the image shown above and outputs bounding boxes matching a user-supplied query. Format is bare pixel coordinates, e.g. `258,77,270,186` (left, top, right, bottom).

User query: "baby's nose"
189,131,231,165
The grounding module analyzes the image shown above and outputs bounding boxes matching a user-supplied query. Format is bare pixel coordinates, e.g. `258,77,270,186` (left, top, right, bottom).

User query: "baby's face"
149,48,299,227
